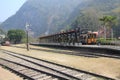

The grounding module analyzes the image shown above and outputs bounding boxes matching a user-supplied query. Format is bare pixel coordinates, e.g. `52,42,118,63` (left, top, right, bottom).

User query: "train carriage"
39,29,97,45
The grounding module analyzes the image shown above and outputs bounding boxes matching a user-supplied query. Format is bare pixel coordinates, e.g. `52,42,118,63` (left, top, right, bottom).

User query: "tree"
99,15,117,39
71,11,100,31
7,29,25,44
100,15,117,27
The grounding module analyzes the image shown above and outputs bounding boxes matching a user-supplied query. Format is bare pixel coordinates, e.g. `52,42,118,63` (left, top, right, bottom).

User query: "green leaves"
7,29,25,44
99,15,117,28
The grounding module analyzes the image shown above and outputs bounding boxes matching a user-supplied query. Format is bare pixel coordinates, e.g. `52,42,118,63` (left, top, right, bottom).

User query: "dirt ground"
0,44,120,80
0,67,23,80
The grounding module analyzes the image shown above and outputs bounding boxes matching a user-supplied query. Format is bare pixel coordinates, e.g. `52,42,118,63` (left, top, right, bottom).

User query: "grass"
97,38,119,45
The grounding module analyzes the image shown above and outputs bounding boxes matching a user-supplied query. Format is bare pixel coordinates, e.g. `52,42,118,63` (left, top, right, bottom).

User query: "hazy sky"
0,0,26,22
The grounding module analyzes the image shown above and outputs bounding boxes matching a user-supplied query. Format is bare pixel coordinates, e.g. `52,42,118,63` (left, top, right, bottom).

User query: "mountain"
1,0,120,37
0,22,4,34
0,0,82,37
69,0,120,37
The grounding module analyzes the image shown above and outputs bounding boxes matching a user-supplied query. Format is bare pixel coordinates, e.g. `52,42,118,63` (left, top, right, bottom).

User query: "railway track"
0,59,60,80
0,50,114,80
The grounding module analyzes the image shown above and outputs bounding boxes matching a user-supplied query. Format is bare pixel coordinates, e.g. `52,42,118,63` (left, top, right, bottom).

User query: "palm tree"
99,15,117,39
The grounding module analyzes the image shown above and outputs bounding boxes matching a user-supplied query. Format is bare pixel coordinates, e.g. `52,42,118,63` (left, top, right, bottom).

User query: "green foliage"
97,38,117,45
99,15,117,28
7,29,26,44
99,15,117,38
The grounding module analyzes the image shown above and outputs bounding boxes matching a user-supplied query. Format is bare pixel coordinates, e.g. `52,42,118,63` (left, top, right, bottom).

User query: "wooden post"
25,23,30,51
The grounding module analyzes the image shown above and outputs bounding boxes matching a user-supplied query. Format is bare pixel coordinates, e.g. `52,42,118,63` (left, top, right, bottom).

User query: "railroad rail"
0,50,114,80
0,59,60,80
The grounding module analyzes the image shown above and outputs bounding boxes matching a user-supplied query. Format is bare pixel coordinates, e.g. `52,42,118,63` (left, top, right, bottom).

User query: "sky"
0,0,26,22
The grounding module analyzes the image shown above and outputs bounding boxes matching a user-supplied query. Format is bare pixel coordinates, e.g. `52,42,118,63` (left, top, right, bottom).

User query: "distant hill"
0,0,82,37
68,0,120,37
0,0,120,37
0,22,5,34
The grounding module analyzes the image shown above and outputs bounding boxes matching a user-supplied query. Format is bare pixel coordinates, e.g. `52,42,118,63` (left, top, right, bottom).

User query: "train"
39,28,97,45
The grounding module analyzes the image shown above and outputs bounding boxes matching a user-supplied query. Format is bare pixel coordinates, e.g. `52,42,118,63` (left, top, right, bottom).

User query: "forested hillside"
69,0,120,37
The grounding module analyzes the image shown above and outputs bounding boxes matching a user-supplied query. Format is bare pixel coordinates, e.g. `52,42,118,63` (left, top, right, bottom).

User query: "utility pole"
25,23,30,51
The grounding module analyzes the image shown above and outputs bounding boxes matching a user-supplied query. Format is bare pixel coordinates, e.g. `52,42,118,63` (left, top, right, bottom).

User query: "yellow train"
80,32,97,44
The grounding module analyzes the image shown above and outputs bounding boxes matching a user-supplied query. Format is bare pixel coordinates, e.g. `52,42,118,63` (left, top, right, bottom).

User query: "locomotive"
39,28,97,45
